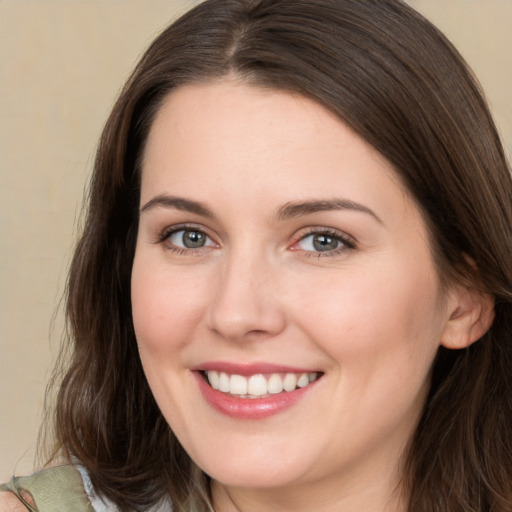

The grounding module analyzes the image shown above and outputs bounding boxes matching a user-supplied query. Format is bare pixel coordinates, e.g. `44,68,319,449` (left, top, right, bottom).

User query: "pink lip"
192,368,320,420
193,361,318,376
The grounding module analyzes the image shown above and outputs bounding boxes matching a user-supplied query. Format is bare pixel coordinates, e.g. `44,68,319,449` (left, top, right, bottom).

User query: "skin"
131,80,492,512
0,492,34,511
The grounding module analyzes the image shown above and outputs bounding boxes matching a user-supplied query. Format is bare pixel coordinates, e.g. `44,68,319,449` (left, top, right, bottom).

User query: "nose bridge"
207,242,285,341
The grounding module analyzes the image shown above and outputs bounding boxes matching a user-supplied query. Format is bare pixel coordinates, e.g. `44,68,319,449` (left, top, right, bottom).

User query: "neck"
211,465,406,512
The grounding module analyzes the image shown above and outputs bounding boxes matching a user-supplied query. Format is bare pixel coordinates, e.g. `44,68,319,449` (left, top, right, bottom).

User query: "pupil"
313,234,338,251
183,231,205,248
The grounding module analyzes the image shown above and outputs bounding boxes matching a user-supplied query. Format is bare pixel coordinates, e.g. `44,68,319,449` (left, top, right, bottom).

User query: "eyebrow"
140,194,382,224
275,199,382,224
140,194,214,217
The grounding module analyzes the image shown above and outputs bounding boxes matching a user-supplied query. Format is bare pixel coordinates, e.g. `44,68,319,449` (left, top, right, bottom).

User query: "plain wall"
1,0,511,480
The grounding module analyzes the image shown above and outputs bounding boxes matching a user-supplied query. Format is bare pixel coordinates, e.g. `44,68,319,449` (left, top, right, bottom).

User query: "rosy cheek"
131,265,209,355
293,265,435,361
292,273,382,340
132,268,167,352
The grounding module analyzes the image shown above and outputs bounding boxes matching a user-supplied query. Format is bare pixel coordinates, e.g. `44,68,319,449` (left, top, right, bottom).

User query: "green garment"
0,465,94,512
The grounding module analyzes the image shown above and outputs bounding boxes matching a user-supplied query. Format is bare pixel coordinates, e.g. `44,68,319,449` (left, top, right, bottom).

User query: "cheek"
130,256,212,426
302,266,444,440
131,256,210,357
292,258,445,381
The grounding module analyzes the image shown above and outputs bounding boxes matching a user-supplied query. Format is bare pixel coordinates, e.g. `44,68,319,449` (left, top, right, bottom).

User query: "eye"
292,228,354,255
167,229,216,249
298,233,341,252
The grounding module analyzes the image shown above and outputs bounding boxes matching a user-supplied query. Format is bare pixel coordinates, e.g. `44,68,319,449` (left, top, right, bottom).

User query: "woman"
2,0,511,511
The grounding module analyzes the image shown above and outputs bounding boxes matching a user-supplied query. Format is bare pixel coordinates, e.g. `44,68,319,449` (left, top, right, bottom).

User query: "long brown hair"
52,1,512,510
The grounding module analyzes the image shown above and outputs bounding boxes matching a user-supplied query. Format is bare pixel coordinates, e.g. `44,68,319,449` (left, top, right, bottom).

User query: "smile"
204,370,319,398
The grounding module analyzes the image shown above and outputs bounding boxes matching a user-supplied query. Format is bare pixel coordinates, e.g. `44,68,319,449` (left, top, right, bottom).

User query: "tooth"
267,374,284,394
209,370,319,397
218,372,230,392
297,373,310,388
283,373,297,392
229,374,248,395
207,370,220,390
248,374,267,396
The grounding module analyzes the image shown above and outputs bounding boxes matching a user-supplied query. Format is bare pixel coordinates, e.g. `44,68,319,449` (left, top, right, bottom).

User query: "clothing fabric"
0,465,99,511
1,465,173,512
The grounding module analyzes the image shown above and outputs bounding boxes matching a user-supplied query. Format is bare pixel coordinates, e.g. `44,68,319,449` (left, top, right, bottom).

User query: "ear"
440,283,495,349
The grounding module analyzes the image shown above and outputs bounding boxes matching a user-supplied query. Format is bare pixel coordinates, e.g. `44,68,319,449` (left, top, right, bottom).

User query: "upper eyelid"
287,227,357,257
293,226,356,243
161,223,212,236
155,223,355,249
157,223,217,245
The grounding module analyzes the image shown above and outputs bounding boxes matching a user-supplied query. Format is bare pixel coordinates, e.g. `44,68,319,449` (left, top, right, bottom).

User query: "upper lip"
192,361,321,376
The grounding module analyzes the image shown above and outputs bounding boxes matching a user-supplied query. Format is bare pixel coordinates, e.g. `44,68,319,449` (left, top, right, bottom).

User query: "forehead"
141,80,404,198
139,79,437,270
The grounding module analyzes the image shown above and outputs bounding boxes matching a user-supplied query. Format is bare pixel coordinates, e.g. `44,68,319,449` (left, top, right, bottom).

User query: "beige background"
0,0,511,480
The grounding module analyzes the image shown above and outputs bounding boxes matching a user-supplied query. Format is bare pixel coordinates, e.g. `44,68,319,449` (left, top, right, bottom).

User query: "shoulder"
0,465,96,511
2,465,172,512
0,492,30,512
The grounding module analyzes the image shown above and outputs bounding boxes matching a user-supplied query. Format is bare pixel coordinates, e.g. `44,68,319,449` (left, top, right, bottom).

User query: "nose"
206,250,287,342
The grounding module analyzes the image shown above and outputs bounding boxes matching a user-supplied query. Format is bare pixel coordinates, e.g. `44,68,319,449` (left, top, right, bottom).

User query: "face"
131,81,454,501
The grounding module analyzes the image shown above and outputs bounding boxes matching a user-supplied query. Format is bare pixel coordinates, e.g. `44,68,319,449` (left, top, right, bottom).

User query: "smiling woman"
132,82,471,501
1,0,512,511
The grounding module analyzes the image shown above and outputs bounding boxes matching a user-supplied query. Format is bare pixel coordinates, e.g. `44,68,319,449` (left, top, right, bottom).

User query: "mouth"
194,365,323,419
202,370,321,399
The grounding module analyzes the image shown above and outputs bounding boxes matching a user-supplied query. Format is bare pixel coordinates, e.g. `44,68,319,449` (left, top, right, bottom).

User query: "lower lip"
194,372,318,420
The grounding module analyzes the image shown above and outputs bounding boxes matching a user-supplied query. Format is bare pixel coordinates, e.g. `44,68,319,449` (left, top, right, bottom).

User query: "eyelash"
291,228,355,258
156,225,355,257
156,224,216,255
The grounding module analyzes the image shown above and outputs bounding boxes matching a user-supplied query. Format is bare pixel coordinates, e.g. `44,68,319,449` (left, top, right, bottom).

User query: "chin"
191,447,311,490
208,467,303,490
